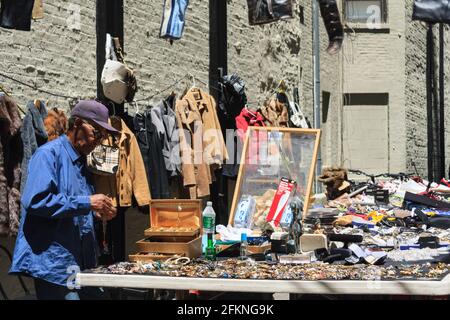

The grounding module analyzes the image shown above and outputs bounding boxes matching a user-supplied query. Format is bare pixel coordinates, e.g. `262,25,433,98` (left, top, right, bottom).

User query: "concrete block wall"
0,1,97,110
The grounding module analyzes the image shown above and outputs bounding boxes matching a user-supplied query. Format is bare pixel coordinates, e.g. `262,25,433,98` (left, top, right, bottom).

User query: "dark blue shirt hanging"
0,0,35,31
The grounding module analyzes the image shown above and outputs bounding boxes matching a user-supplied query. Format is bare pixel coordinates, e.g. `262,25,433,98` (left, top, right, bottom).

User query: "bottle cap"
241,233,247,241
207,201,213,206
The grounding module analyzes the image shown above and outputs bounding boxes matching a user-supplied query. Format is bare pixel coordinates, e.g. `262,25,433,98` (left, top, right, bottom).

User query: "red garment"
235,108,265,140
235,108,266,166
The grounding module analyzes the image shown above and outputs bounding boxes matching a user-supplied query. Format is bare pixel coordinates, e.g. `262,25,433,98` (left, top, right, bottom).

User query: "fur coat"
44,107,67,142
0,94,23,237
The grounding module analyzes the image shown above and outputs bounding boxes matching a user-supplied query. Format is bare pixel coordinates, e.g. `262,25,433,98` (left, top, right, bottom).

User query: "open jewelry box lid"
144,199,203,238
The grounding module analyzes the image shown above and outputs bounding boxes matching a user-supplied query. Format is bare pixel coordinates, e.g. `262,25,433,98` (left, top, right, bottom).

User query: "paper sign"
266,178,296,227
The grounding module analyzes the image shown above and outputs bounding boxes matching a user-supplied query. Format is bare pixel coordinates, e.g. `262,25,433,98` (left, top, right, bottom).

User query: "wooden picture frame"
228,127,321,227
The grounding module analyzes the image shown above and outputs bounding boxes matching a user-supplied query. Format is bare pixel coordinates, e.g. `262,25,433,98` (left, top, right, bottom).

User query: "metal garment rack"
0,244,30,300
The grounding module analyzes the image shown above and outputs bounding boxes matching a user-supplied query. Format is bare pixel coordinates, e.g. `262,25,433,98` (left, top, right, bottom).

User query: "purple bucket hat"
71,100,119,133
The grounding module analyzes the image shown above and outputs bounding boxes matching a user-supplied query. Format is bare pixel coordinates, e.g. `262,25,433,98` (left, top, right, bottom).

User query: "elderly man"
10,100,118,300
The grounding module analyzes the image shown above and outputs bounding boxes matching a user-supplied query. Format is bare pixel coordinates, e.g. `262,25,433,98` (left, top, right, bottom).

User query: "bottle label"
203,216,215,230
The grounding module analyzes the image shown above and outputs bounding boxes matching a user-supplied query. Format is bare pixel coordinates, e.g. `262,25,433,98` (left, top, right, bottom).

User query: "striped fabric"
87,144,119,176
160,0,189,40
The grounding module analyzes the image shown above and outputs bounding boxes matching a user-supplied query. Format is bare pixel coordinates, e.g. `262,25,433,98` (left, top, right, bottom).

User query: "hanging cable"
133,75,188,102
0,72,80,100
131,73,221,103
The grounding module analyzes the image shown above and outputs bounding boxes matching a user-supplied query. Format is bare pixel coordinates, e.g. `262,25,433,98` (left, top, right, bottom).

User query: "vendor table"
76,272,450,296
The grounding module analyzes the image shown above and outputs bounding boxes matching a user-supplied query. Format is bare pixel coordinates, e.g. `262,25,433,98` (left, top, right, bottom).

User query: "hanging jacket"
31,0,43,20
20,100,48,195
217,74,247,129
150,95,181,177
235,107,265,140
258,97,289,127
0,94,23,236
160,0,189,40
134,110,170,199
183,88,228,168
0,0,35,31
175,88,228,199
246,0,293,25
217,74,247,178
413,0,450,24
235,108,266,168
44,107,67,142
93,117,151,207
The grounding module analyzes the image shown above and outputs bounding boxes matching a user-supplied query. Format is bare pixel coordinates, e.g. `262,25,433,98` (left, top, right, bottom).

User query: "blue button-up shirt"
10,135,97,286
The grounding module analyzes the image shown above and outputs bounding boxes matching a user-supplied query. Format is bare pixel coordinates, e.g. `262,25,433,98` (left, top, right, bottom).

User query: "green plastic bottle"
205,232,216,261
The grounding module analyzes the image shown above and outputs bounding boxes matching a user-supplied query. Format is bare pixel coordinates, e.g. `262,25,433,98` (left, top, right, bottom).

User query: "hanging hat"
101,60,130,104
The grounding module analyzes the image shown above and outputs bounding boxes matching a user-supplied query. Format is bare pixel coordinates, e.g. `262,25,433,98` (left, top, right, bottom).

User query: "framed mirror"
229,127,321,230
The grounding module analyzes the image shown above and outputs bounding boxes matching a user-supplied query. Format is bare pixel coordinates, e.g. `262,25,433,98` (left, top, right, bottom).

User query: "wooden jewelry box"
129,199,203,261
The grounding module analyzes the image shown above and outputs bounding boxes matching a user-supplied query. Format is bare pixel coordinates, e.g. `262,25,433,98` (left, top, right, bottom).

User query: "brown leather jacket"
175,88,228,199
93,117,151,207
259,98,289,127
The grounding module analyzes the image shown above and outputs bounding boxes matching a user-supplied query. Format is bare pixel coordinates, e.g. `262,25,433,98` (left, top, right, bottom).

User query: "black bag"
413,0,450,24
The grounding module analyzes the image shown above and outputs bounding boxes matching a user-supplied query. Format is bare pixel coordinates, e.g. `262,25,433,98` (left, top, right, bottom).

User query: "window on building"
344,0,388,24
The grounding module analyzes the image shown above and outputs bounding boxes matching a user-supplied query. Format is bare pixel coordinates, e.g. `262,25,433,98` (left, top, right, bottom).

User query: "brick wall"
123,0,210,104
404,0,450,178
404,0,429,177
0,1,97,110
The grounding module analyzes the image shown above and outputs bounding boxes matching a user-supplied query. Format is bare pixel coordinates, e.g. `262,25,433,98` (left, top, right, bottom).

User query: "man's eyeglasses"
81,120,105,140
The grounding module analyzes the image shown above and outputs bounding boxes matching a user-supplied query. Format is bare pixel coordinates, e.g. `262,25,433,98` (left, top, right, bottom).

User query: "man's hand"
90,194,117,221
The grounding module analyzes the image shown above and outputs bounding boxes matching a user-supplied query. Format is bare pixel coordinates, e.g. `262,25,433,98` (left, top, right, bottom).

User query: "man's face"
73,118,108,155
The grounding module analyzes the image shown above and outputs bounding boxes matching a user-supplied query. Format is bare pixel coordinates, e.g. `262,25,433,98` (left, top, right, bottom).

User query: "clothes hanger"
180,75,190,98
188,73,197,90
108,101,122,122
244,104,257,117
134,101,141,115
0,84,11,96
34,99,41,111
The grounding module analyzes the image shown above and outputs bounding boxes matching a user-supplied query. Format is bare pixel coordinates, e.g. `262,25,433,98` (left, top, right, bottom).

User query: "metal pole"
439,23,445,180
313,0,322,193
426,24,434,182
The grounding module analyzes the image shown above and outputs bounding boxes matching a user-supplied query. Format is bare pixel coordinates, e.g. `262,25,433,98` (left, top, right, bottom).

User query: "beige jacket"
175,88,228,199
94,117,151,207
